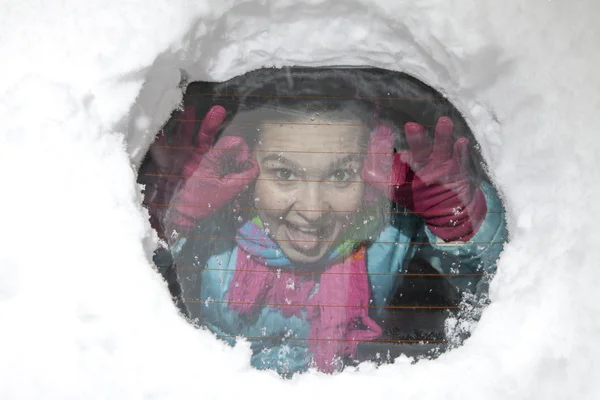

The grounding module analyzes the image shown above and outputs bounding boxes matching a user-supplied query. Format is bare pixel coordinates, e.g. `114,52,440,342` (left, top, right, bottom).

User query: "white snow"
1,0,600,399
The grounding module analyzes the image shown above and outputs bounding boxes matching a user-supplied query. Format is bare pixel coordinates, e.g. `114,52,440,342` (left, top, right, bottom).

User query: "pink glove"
361,124,410,204
362,118,486,242
168,134,260,233
144,106,226,235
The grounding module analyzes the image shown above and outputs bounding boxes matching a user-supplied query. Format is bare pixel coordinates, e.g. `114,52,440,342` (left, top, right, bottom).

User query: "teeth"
296,226,318,234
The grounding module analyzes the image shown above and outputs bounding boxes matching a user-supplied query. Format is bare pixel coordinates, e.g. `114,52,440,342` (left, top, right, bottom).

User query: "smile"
294,226,320,234
283,222,336,254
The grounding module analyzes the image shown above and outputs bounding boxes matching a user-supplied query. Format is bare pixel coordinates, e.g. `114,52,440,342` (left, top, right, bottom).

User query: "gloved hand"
167,132,260,234
143,106,227,235
362,117,486,242
361,124,409,203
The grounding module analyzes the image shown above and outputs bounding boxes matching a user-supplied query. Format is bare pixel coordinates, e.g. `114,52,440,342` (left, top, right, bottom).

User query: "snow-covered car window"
137,67,508,376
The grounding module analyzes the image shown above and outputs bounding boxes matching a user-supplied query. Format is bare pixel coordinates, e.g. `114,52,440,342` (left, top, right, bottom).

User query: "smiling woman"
137,66,508,376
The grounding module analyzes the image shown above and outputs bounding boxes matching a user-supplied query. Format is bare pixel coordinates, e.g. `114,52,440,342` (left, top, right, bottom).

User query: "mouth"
283,222,333,253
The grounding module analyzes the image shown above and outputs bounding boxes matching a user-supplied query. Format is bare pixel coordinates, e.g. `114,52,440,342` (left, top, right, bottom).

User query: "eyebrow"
260,154,298,168
260,153,362,170
329,154,363,169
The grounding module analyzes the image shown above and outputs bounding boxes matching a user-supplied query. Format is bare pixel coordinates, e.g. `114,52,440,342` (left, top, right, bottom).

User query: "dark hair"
210,68,382,150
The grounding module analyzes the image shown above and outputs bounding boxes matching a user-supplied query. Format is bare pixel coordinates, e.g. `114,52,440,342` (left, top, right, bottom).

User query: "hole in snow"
137,66,508,376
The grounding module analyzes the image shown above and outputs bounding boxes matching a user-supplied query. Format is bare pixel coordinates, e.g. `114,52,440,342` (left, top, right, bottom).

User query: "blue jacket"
170,184,507,374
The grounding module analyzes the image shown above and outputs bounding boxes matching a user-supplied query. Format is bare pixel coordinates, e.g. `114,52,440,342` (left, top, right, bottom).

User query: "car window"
137,66,508,376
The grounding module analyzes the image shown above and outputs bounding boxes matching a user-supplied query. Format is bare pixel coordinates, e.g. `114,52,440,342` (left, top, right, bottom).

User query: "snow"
1,0,600,399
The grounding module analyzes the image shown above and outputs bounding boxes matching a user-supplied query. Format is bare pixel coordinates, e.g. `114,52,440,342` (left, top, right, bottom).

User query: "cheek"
326,183,365,213
253,180,297,218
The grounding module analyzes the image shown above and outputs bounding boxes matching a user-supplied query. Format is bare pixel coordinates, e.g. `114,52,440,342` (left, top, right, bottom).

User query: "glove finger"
177,106,197,148
362,125,394,182
391,153,409,186
202,136,249,174
210,135,246,156
431,117,454,161
452,136,470,173
198,105,227,151
229,139,260,176
369,125,395,153
404,122,432,166
398,149,414,171
233,139,252,165
222,158,260,189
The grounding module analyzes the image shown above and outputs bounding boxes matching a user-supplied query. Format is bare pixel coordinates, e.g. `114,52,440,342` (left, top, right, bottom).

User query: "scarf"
227,217,382,373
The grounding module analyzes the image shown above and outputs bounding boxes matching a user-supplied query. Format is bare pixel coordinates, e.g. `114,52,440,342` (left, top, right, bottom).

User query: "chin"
284,248,328,265
281,244,334,265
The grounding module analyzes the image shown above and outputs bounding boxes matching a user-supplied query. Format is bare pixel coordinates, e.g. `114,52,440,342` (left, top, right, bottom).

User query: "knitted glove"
167,134,260,234
362,117,486,242
361,124,409,203
143,105,227,235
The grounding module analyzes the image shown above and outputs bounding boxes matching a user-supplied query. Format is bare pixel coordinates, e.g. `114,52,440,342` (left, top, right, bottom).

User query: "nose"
294,181,328,223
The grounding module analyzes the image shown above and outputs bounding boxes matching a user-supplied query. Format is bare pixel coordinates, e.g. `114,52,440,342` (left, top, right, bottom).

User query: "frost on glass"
137,67,508,376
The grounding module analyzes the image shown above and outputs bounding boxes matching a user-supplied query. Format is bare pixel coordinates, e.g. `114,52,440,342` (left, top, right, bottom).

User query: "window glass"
138,67,508,376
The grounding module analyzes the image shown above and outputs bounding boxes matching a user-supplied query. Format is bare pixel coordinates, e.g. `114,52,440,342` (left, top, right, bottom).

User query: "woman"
143,68,507,375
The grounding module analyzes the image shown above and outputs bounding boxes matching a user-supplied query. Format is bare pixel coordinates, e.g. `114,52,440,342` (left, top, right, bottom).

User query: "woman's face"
252,116,368,264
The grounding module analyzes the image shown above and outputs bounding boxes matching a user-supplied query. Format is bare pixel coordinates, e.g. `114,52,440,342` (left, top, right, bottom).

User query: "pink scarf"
226,245,382,373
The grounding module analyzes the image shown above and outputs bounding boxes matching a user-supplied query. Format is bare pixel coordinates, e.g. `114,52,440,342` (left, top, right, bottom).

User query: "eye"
275,168,295,181
331,169,352,182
